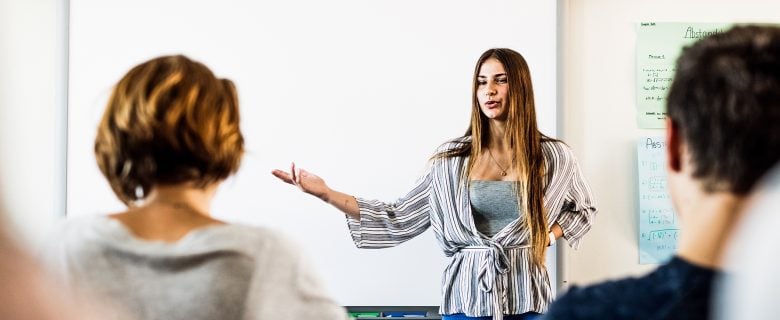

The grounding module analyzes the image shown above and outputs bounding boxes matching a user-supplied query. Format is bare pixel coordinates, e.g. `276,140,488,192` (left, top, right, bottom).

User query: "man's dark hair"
667,25,780,195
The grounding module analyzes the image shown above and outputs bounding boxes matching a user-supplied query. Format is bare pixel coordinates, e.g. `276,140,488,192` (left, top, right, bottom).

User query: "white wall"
559,0,780,286
0,0,67,248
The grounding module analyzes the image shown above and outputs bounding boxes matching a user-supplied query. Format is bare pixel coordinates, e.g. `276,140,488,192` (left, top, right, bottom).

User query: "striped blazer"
346,137,597,318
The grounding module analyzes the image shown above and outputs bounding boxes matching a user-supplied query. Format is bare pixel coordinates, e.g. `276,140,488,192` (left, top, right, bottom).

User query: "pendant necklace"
487,148,510,176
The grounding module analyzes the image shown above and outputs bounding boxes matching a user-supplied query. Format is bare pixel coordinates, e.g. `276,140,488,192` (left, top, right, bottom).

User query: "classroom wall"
559,0,780,286
0,0,66,247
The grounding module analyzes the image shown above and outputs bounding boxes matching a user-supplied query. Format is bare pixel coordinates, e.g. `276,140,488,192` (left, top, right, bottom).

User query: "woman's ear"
665,118,683,173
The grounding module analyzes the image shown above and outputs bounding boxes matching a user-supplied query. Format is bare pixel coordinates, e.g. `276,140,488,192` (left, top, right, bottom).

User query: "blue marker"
382,311,427,317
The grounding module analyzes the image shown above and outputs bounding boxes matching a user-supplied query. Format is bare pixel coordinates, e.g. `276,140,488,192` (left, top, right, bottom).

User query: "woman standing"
273,48,597,320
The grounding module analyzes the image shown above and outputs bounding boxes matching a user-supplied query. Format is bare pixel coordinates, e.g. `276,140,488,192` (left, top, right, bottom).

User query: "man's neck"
676,191,747,269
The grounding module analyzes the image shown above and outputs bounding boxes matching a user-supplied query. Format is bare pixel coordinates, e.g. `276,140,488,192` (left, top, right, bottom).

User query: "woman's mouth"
485,101,499,108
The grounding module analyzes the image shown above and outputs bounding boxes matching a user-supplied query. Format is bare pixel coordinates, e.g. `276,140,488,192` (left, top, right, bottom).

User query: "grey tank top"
469,180,521,237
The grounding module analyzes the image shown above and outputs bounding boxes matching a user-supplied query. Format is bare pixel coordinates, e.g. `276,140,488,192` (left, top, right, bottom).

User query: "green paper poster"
636,22,730,129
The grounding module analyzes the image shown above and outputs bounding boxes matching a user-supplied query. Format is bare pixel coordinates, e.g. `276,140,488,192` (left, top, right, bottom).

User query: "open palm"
271,163,330,201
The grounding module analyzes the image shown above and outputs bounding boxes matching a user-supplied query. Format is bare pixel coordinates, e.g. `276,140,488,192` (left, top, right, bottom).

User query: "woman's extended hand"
272,163,331,202
272,163,360,219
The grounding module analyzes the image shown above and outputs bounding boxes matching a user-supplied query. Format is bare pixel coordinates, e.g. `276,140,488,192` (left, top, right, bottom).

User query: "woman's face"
477,58,509,121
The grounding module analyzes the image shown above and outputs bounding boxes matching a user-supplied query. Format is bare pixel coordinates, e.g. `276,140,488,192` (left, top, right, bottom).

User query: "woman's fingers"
271,170,294,184
290,162,297,184
274,162,314,193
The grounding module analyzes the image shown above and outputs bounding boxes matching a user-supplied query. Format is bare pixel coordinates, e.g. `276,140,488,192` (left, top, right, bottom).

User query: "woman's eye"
477,81,487,85
497,78,508,83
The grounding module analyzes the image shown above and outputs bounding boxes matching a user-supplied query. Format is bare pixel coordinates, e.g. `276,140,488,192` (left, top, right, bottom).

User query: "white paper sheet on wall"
637,137,678,264
636,22,730,129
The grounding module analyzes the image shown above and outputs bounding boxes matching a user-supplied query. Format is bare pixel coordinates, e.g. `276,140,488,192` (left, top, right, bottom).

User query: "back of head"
95,55,244,204
667,25,780,195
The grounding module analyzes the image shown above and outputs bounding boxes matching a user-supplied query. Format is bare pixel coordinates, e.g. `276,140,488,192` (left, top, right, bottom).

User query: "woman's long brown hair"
436,48,551,265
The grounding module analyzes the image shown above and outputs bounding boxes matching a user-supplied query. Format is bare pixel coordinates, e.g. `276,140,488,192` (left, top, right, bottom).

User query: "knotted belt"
459,241,529,320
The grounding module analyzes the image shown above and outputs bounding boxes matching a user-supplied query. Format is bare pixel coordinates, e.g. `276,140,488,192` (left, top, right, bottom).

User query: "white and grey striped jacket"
346,137,597,319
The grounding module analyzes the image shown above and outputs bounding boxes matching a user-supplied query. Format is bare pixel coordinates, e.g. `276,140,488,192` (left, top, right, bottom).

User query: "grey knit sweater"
43,216,347,320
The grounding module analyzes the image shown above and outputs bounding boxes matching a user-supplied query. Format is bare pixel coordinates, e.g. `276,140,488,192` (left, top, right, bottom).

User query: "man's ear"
666,118,683,172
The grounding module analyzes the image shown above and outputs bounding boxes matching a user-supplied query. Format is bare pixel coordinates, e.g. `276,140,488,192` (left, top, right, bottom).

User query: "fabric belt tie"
460,242,529,320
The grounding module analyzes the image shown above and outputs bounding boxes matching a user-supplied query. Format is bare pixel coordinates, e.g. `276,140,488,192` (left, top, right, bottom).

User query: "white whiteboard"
67,0,558,306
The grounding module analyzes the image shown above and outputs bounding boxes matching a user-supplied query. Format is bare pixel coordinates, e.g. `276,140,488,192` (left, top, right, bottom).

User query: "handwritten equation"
639,67,675,104
637,137,678,264
643,208,675,225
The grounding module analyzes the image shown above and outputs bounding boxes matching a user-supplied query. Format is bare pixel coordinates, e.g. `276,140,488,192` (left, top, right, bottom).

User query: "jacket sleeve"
345,164,433,249
555,152,598,249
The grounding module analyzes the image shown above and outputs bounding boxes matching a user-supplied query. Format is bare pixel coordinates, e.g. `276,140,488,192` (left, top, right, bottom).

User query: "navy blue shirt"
543,256,717,320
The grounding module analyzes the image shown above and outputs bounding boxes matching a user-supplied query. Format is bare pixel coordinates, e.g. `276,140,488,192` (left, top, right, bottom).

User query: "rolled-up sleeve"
556,156,597,249
346,167,433,249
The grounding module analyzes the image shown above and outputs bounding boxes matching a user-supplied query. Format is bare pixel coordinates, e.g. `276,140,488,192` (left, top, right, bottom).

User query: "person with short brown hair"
45,55,347,320
94,54,244,205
